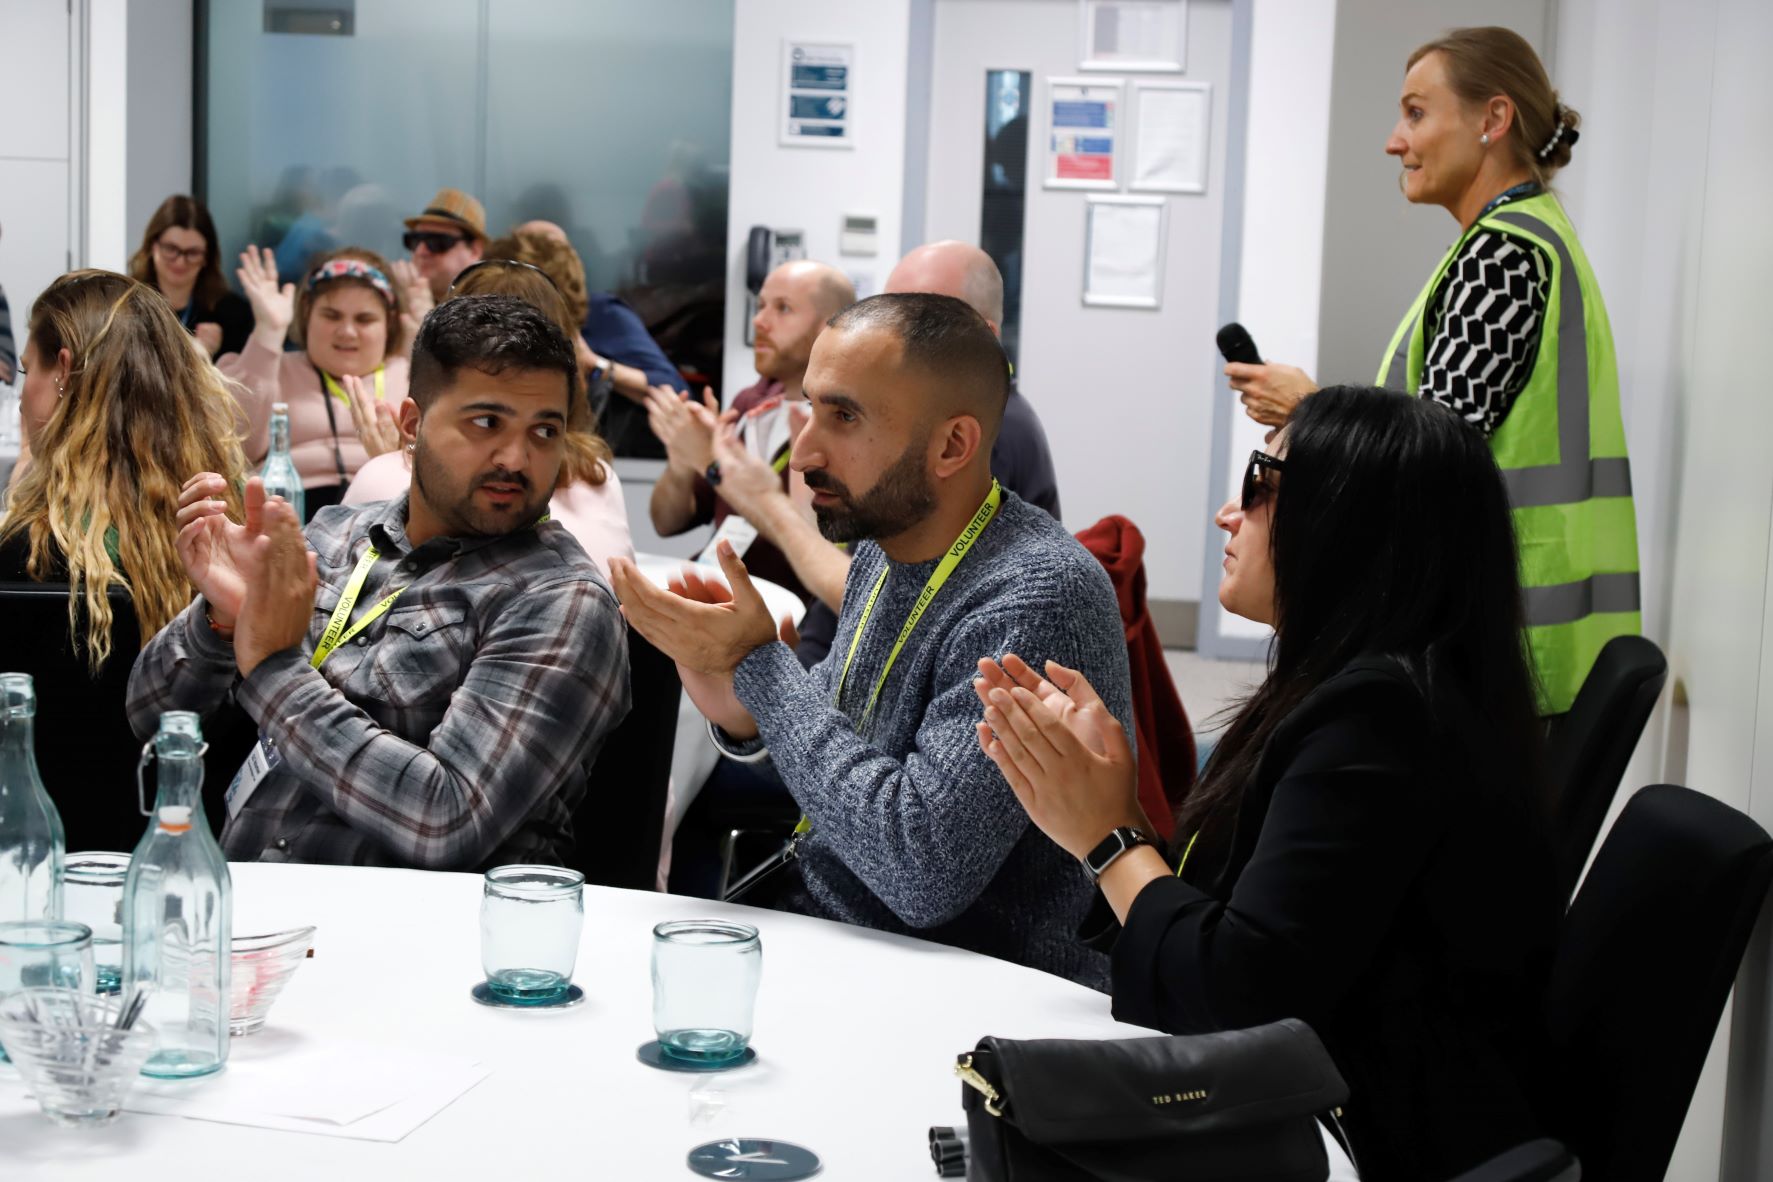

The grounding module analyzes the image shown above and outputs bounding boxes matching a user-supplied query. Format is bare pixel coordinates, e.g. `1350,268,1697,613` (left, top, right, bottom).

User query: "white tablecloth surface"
0,864,1356,1180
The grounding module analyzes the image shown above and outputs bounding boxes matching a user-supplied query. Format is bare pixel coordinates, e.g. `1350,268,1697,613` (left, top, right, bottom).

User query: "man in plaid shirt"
128,295,628,869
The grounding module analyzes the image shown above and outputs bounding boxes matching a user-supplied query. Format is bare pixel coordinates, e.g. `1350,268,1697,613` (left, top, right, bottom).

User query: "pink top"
219,337,412,490
342,450,635,578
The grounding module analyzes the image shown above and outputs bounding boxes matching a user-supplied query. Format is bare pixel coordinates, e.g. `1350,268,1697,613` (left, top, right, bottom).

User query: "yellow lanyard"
786,481,1004,842
771,444,792,474
310,543,405,668
835,480,1003,733
320,367,385,406
1175,830,1200,878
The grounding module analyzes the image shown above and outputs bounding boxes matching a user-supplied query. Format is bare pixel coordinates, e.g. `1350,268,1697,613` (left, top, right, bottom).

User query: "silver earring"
55,381,64,398
1480,133,1491,145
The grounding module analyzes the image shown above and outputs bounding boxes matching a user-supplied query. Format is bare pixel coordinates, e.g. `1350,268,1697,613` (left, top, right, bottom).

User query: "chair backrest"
0,581,149,852
1546,784,1773,1182
571,624,679,890
1546,635,1668,898
0,582,251,849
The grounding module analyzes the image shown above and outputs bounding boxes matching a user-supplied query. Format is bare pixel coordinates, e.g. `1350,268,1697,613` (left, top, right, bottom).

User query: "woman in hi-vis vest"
1226,27,1638,715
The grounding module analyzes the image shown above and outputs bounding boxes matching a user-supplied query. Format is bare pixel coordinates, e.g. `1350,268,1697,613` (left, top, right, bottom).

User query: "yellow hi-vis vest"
1377,191,1640,715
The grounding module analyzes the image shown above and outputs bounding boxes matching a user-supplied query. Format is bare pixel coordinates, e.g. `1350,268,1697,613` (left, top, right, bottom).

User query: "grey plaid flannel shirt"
126,494,629,870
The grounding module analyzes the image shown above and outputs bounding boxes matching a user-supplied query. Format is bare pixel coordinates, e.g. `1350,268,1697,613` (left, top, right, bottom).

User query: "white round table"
0,865,1357,1180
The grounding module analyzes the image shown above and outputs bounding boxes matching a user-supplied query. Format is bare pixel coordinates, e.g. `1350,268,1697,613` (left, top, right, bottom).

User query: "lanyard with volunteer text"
836,478,1004,735
321,367,385,406
767,480,1007,855
309,543,405,668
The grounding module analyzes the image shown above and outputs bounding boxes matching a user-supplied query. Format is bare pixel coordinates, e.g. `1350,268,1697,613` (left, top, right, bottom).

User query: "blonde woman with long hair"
1,269,247,674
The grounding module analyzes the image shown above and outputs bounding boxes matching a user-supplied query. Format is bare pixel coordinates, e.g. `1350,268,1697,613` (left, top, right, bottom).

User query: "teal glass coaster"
470,982,584,1009
687,1139,820,1180
636,1040,757,1072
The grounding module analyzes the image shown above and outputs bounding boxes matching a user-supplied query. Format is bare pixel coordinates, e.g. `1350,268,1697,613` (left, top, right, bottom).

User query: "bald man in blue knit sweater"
611,294,1131,987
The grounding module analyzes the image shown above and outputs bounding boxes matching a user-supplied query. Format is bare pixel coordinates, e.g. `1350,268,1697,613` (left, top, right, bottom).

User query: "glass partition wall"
200,0,735,445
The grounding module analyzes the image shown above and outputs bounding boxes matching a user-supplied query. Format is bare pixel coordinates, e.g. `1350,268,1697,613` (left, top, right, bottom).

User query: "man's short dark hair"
827,293,1011,438
408,293,578,410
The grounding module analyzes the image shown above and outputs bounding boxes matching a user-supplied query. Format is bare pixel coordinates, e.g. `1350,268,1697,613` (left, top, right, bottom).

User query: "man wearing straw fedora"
403,187,487,304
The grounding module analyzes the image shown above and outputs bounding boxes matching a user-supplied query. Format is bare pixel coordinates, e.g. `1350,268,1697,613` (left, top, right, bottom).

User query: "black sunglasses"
1241,450,1286,510
404,230,468,254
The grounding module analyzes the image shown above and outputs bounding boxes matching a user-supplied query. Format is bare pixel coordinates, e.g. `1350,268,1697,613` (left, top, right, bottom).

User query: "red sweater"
1075,515,1196,839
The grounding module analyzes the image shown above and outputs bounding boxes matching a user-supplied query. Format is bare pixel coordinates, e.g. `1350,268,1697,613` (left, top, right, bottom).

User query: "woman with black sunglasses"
974,387,1558,1182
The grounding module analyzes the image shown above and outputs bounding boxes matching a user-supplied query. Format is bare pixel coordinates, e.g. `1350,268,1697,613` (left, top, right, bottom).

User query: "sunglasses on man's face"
1241,449,1286,511
404,230,467,254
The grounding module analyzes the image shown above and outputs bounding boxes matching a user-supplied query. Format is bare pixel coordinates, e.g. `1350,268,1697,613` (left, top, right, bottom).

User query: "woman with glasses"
974,388,1557,1182
128,195,254,358
341,258,634,577
1223,28,1636,715
222,244,410,520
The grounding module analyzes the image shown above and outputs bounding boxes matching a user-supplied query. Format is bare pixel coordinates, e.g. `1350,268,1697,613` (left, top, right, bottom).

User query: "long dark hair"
1179,387,1545,842
128,195,229,308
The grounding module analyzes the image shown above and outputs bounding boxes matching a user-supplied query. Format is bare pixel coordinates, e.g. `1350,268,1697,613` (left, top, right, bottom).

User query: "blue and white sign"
782,41,854,148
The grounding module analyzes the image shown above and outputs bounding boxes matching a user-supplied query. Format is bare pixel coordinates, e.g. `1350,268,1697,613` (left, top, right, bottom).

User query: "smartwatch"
1083,826,1153,881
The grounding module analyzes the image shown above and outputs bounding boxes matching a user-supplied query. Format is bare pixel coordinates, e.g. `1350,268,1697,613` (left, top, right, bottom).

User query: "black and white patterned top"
1418,227,1552,436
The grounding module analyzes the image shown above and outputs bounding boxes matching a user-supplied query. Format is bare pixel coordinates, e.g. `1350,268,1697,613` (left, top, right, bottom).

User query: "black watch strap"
1084,825,1152,881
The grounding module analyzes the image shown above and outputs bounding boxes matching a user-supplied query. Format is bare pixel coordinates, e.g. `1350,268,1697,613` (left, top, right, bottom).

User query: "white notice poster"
1079,0,1187,73
1083,196,1166,309
781,41,854,148
1131,81,1210,193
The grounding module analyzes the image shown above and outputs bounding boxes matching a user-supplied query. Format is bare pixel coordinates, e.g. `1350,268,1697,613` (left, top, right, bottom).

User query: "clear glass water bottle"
122,712,231,1078
262,401,305,520
0,673,65,923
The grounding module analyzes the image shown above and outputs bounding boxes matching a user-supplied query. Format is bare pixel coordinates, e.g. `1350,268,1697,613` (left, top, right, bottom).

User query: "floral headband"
304,258,395,307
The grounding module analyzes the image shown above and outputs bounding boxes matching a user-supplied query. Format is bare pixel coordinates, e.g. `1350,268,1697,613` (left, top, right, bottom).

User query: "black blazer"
1110,657,1558,1182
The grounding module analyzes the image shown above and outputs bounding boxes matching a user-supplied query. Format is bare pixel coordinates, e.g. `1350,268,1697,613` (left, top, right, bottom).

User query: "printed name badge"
704,513,761,561
225,734,283,819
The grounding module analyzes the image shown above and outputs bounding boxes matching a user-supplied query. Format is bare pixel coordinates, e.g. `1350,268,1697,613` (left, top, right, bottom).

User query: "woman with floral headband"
221,245,411,519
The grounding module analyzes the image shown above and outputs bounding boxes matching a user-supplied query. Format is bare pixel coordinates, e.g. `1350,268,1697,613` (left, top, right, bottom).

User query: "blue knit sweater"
727,490,1133,987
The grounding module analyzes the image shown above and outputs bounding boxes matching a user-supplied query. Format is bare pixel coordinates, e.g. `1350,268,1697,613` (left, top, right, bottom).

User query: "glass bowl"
0,987,157,1126
230,926,316,1036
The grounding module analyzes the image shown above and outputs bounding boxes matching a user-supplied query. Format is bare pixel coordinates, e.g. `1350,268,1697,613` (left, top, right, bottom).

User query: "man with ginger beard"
645,259,855,604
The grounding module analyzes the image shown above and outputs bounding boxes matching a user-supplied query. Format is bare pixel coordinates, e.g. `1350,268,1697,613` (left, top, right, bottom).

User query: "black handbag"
954,1018,1350,1182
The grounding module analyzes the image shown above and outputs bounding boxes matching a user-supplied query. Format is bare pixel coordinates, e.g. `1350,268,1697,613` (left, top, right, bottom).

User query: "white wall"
923,0,1239,610
1554,0,1773,1177
1205,0,1336,646
124,0,193,242
0,0,75,353
722,0,914,400
86,0,130,272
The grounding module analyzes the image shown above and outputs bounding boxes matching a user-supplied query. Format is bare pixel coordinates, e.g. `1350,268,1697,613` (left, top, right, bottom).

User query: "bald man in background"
646,259,856,604
885,241,1059,517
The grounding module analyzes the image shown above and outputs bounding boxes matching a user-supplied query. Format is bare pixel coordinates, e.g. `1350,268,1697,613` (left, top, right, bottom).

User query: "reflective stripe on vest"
1378,194,1641,712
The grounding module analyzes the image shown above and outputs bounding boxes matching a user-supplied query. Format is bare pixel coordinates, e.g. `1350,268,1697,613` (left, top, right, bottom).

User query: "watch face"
1086,828,1133,875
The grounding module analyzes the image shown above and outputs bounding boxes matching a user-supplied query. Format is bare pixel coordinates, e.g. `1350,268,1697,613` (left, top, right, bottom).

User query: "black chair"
1545,635,1668,899
1445,1138,1581,1182
1,581,147,852
1544,784,1773,1182
569,625,679,891
0,581,256,849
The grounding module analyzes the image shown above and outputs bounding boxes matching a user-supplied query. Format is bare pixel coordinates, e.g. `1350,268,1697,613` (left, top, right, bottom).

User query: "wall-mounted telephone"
744,225,806,345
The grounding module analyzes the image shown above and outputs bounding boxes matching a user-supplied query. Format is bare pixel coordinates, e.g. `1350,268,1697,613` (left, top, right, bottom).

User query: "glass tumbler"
64,853,130,995
0,920,94,1063
479,865,584,1004
651,920,762,1064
